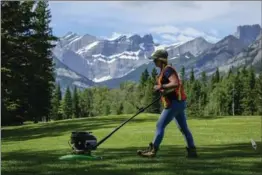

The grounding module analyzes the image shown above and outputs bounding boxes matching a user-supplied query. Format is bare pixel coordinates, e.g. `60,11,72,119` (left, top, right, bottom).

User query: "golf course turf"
1,114,261,175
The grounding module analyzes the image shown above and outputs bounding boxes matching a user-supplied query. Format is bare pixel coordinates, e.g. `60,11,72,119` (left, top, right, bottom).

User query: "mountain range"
52,24,262,90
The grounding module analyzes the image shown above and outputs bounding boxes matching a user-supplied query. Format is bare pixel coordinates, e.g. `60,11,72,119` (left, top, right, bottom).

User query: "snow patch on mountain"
64,32,76,39
68,36,83,45
108,59,116,64
91,51,141,64
76,41,99,55
93,75,112,82
169,57,178,60
97,58,107,63
56,68,80,79
108,35,125,41
139,43,145,50
93,54,106,58
109,51,140,60
122,68,136,77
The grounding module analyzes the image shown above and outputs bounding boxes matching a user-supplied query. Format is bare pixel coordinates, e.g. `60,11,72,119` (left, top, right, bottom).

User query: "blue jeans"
152,100,195,149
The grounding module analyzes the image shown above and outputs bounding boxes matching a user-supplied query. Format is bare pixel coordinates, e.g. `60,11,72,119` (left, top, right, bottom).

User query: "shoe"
137,142,158,157
186,147,198,158
137,142,153,155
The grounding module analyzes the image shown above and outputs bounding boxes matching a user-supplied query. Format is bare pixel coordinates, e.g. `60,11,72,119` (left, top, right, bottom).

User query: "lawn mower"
59,95,161,161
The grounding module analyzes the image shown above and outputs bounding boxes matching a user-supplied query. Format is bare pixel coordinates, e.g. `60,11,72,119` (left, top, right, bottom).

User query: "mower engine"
70,131,97,155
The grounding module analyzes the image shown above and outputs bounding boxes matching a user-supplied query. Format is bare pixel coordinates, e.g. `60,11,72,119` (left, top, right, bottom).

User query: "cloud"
149,26,180,34
100,32,132,40
109,32,124,40
176,34,195,43
50,1,261,25
160,34,194,43
150,25,220,43
183,28,206,37
209,29,219,36
99,1,260,25
49,1,261,40
160,34,180,42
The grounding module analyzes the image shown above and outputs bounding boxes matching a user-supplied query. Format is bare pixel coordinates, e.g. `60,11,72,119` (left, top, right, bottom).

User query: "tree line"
50,66,262,120
1,1,57,125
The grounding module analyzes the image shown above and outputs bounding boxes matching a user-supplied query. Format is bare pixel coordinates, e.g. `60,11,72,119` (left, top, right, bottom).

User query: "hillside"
53,56,95,92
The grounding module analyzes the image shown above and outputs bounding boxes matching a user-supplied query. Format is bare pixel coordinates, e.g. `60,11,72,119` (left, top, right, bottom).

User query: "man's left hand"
154,85,162,91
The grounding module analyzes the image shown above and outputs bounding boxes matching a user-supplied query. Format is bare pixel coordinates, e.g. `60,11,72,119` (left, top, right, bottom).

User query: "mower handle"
93,95,162,149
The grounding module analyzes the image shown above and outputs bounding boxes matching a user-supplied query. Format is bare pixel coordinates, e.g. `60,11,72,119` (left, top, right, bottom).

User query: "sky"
49,1,261,44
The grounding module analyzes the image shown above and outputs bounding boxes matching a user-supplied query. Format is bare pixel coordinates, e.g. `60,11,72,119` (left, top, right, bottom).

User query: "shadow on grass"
1,115,159,142
1,142,262,175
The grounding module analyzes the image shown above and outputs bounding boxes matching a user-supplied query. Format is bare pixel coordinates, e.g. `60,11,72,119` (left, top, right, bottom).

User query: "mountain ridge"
52,24,262,89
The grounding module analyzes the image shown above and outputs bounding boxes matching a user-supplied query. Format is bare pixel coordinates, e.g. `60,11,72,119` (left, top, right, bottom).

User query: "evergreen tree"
144,69,149,82
79,89,93,117
62,87,72,119
225,72,235,115
57,100,63,120
227,67,233,78
50,84,62,120
151,68,161,113
57,84,62,101
1,1,36,124
2,1,57,124
187,80,202,117
200,71,208,111
256,72,262,115
241,68,256,115
206,82,227,116
121,81,137,114
140,69,150,87
189,68,195,83
186,67,196,114
72,86,80,118
201,71,207,85
108,89,123,115
180,66,186,86
142,78,154,113
138,70,150,108
248,68,256,115
151,68,158,83
214,67,220,83
28,1,57,122
101,88,111,116
91,87,102,116
1,1,23,124
117,103,124,115
234,70,244,115
240,67,249,115
210,68,220,90
91,87,111,116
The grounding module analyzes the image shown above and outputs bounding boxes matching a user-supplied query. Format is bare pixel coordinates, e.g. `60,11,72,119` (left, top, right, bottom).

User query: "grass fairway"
1,114,262,175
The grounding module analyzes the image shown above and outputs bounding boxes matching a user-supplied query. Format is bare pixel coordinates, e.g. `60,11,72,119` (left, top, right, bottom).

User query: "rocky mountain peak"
234,24,261,46
142,34,154,44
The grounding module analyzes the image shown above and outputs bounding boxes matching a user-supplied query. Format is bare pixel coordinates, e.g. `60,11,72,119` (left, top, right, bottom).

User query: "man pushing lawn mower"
137,49,198,158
